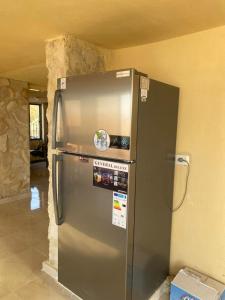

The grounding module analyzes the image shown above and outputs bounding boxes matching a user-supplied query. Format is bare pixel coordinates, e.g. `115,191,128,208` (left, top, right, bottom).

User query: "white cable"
172,159,190,212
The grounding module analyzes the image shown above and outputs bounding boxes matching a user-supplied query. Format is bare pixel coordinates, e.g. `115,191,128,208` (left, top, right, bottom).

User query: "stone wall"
0,78,30,202
45,35,110,271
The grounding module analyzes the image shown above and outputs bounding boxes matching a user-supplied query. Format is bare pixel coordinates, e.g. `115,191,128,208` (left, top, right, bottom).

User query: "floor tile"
0,166,50,297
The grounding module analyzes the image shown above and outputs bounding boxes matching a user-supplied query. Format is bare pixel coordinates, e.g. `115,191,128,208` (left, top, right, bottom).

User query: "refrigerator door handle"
52,154,63,225
52,89,62,149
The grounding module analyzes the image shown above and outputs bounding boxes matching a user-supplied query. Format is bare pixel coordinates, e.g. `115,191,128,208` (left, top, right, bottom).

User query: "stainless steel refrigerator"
52,69,179,300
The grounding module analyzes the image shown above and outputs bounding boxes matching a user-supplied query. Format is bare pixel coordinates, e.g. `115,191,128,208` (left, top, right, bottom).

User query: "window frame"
29,103,43,140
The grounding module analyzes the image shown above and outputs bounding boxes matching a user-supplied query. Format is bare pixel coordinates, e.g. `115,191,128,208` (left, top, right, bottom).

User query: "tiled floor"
0,165,77,300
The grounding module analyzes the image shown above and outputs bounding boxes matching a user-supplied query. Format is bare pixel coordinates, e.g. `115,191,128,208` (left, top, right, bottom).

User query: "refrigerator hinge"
140,76,150,102
57,77,67,90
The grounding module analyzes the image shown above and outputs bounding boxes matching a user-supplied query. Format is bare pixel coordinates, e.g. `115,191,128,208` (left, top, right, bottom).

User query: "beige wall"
0,78,30,202
107,25,225,283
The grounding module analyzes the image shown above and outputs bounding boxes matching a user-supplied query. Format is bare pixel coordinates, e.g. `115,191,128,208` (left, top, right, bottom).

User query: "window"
29,104,42,139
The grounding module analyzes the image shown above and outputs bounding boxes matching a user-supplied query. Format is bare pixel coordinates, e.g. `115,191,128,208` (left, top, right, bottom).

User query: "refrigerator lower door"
58,154,134,300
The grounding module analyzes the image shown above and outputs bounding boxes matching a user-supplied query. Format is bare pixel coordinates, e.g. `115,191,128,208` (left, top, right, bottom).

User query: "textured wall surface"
46,35,109,270
0,78,29,202
108,25,225,283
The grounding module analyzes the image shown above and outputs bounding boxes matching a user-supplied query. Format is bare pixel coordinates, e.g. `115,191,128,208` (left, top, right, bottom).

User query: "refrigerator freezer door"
58,154,135,300
54,70,139,161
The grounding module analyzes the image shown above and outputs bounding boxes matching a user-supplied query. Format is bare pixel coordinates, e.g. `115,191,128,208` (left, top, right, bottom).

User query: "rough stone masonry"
0,78,30,202
45,34,110,271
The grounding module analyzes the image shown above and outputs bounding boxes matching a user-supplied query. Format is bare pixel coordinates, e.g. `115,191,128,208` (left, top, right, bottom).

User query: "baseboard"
57,281,83,300
42,260,58,281
0,191,31,204
42,261,82,299
42,260,170,300
149,278,170,299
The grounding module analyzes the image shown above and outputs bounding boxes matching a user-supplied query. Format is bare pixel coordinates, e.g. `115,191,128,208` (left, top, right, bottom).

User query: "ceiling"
0,0,225,87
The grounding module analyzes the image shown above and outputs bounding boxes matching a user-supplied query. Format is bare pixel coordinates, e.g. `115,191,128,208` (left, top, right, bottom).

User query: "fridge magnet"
93,129,110,151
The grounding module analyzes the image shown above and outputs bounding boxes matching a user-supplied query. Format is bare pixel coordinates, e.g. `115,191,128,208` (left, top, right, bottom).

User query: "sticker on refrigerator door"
93,159,128,192
60,77,66,90
116,70,130,78
112,192,127,229
93,129,110,151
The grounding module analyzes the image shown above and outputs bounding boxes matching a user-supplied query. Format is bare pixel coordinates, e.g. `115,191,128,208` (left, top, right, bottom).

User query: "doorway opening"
29,88,49,254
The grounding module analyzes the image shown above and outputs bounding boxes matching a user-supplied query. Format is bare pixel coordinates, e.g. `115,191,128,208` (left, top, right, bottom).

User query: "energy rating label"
112,192,127,229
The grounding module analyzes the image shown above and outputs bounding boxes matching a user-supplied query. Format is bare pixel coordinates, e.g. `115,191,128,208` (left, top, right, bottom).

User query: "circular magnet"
93,129,110,151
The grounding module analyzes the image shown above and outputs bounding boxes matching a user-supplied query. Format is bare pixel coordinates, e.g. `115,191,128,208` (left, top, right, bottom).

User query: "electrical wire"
172,159,190,212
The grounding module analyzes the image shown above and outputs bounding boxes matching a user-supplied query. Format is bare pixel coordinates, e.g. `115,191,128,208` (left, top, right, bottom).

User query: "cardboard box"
170,267,225,300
